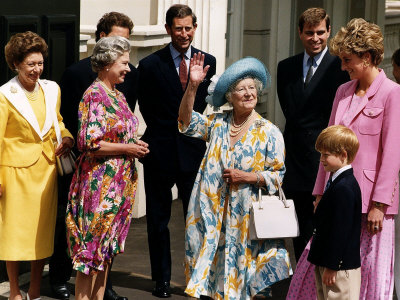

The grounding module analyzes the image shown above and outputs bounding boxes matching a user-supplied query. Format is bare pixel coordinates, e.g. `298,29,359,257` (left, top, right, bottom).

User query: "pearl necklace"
96,78,116,96
229,110,254,137
17,78,39,101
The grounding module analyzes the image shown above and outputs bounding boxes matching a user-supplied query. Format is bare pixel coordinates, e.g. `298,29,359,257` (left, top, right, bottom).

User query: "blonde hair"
330,18,383,66
315,125,359,163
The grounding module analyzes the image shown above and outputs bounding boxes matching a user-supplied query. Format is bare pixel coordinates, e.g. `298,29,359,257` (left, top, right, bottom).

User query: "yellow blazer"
0,77,73,184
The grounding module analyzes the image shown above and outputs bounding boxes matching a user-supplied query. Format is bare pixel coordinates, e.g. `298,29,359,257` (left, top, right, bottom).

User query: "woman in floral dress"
179,54,291,299
65,36,149,300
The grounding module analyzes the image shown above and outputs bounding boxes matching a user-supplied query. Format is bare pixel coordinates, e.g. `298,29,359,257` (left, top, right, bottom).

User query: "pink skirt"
286,215,394,300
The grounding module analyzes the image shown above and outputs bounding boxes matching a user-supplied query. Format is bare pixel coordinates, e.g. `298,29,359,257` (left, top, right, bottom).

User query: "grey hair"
225,76,263,102
91,36,131,72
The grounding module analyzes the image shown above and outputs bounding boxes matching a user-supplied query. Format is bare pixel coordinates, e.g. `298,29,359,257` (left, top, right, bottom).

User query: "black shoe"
152,281,171,298
50,283,70,300
104,288,128,300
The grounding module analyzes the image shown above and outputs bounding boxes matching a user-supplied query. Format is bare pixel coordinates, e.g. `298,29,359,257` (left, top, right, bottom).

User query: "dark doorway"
0,0,80,84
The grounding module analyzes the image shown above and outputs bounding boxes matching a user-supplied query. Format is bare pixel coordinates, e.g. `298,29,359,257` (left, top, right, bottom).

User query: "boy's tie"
324,177,332,192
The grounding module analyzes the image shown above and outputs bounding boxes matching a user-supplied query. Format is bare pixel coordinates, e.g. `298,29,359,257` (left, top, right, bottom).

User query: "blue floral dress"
180,111,291,299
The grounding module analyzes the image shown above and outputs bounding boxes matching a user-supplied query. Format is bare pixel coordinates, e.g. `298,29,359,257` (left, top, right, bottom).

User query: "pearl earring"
106,68,109,72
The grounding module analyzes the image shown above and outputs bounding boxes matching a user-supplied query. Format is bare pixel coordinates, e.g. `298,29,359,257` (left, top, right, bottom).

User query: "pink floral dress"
66,81,138,275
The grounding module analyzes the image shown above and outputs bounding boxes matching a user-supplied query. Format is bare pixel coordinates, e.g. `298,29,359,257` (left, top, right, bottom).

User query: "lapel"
326,168,353,192
0,77,42,138
0,77,58,140
303,52,334,96
38,79,58,137
158,44,184,97
334,70,386,125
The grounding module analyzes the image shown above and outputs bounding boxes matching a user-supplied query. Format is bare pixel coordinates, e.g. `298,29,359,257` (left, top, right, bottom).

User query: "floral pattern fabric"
180,111,291,299
66,81,138,275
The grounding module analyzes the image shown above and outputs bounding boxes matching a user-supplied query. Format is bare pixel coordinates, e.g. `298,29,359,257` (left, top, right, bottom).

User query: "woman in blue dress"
178,54,291,299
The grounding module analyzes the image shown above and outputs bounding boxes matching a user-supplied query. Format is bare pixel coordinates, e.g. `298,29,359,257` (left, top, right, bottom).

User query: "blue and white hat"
205,56,271,108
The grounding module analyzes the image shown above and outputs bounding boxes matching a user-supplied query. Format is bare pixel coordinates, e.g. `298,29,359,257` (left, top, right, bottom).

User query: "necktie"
324,177,332,192
304,56,314,87
179,54,188,90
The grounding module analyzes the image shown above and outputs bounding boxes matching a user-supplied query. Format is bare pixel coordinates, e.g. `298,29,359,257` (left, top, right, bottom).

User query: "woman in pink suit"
287,18,400,300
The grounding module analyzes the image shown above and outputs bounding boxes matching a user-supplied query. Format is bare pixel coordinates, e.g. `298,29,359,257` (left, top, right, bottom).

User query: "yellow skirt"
0,153,57,260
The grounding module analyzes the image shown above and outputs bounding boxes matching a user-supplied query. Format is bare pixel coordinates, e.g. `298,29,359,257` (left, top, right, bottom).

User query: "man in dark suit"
49,12,138,300
137,4,216,298
277,7,349,260
308,125,361,299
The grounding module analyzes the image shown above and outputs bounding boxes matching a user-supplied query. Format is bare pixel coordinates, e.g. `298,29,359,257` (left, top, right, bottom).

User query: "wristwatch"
373,201,385,208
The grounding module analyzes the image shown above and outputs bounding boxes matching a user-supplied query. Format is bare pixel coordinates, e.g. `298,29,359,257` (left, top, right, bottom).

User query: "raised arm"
178,52,210,127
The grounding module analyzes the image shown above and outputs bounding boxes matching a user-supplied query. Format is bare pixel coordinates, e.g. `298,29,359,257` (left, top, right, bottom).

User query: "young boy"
308,125,362,300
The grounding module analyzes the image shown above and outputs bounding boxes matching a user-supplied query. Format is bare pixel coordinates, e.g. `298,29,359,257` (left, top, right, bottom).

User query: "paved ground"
2,199,397,299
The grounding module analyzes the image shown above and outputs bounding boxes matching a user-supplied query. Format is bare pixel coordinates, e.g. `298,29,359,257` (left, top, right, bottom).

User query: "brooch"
10,86,17,93
254,120,263,128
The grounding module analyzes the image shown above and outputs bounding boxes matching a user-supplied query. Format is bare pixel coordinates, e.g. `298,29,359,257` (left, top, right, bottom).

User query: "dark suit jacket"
137,44,216,172
59,56,139,139
308,168,361,271
277,51,349,191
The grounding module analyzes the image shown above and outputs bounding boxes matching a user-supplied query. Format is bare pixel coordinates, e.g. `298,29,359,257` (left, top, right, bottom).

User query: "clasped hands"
125,140,149,159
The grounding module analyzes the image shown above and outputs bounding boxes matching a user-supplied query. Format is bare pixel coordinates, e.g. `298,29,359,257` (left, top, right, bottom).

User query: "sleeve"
371,85,400,206
276,61,288,118
77,89,107,152
260,124,286,194
56,87,74,141
313,86,343,196
0,94,9,186
178,111,217,142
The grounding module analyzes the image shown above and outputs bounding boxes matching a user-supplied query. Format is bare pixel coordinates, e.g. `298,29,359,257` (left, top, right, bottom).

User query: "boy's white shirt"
331,164,352,182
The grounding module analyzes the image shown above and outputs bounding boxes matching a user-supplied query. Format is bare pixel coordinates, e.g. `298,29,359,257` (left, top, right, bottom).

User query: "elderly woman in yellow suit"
0,31,73,300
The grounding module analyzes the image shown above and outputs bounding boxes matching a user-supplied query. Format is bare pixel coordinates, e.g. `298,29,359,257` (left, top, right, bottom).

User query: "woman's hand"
55,137,74,157
223,169,257,185
367,205,385,234
125,142,149,159
189,52,210,87
313,195,322,213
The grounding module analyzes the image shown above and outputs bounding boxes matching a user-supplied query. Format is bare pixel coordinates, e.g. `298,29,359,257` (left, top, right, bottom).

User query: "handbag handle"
52,106,62,146
256,173,290,209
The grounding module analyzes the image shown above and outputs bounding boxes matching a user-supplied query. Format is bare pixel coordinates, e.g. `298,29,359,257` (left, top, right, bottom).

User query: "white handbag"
249,176,299,240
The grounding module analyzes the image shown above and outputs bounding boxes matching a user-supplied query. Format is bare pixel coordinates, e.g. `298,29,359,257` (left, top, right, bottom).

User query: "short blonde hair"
315,125,359,163
330,18,383,66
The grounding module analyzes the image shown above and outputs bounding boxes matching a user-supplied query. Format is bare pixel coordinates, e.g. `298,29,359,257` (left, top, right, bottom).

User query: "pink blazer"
313,70,400,215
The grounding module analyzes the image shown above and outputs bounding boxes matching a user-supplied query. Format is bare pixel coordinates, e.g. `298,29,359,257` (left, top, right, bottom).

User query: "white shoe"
26,293,41,300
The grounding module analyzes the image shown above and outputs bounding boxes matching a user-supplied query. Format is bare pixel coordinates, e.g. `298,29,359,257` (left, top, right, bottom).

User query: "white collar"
169,43,191,60
303,46,328,67
0,77,58,140
332,164,352,182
